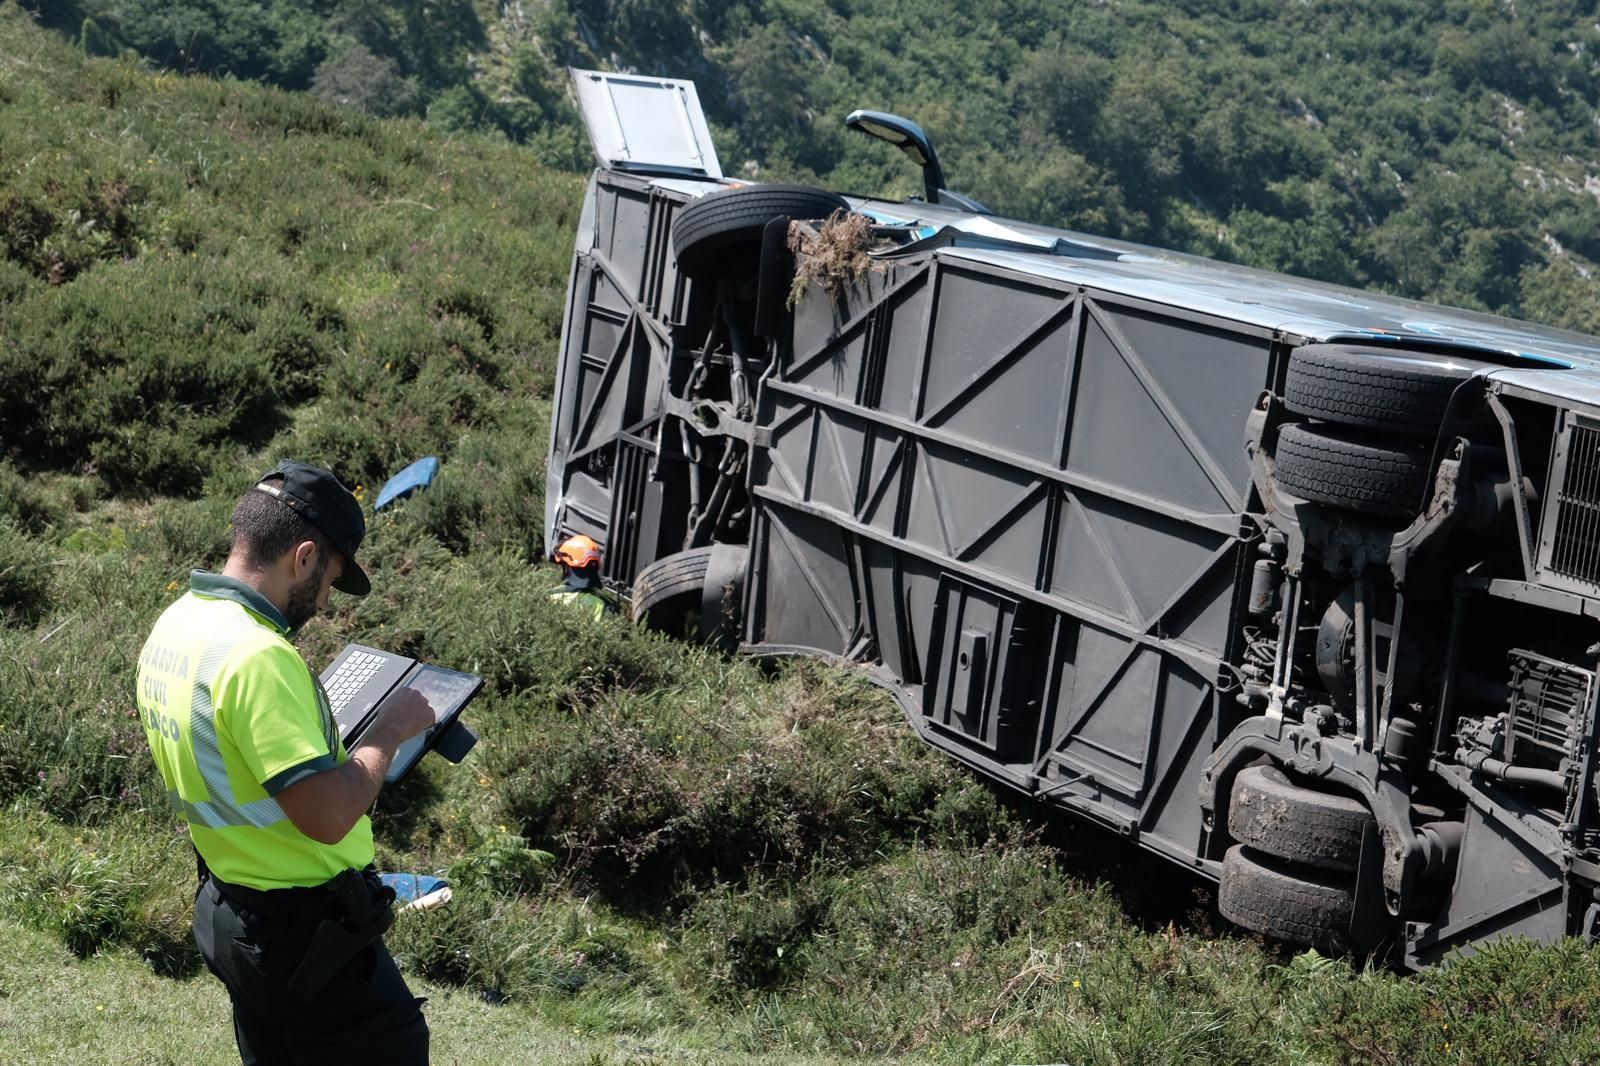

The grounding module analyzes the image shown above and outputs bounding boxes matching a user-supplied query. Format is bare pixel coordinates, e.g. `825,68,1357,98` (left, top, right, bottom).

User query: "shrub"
0,172,148,285
0,542,169,818
0,463,67,535
0,518,51,626
141,492,233,571
0,255,296,494
477,646,1004,907
388,420,549,561
681,879,832,1000
447,824,555,896
385,893,668,1007
0,258,33,304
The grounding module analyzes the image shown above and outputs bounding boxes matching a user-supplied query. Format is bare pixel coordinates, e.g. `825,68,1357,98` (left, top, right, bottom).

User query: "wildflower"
1072,979,1081,989
166,580,178,591
96,1004,104,1012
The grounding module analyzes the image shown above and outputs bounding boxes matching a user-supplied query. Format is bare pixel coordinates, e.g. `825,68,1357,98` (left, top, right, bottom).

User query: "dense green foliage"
0,6,573,498
9,11,1600,1063
23,0,1600,334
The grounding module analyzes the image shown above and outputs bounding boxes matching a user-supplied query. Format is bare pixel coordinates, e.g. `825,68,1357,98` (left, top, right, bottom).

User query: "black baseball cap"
251,460,371,596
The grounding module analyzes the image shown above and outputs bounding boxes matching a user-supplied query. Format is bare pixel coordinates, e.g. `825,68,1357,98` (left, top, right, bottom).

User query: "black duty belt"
210,875,341,921
209,867,395,1000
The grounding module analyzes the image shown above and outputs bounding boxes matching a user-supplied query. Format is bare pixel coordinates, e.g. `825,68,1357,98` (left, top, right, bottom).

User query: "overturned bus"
546,70,1600,966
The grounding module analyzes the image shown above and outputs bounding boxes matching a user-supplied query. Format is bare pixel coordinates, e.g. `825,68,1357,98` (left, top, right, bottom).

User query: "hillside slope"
26,0,1600,334
8,12,1600,1065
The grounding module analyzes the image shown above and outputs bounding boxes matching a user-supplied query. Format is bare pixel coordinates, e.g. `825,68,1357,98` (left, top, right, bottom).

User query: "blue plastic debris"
374,456,439,511
381,871,450,902
381,871,453,911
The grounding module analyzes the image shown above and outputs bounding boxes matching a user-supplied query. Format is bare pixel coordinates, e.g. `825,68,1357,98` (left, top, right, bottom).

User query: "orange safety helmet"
553,533,603,570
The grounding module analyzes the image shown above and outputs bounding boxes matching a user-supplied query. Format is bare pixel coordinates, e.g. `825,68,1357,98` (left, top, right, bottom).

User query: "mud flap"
699,542,750,651
754,216,793,340
1350,819,1390,954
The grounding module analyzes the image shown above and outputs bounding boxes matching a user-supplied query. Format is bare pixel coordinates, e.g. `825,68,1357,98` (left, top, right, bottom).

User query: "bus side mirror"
845,109,989,213
845,109,946,204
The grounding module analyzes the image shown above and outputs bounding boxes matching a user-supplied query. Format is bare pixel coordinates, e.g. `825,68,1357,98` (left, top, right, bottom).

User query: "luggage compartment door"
570,68,723,178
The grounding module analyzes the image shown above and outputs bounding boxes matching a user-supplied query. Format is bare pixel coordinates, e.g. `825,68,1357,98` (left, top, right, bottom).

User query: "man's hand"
363,687,436,749
277,688,437,845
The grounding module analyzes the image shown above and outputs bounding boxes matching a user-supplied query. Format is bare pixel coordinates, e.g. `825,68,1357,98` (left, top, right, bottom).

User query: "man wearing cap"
136,460,435,1064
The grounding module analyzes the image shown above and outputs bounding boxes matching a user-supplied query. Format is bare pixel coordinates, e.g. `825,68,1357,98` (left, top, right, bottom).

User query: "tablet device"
319,645,483,782
381,663,483,782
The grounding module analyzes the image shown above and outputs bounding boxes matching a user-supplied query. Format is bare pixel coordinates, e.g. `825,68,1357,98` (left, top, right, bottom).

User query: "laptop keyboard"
323,649,385,713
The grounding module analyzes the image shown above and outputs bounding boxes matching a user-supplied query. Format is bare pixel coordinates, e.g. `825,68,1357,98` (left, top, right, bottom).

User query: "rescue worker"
136,460,435,1065
548,533,620,618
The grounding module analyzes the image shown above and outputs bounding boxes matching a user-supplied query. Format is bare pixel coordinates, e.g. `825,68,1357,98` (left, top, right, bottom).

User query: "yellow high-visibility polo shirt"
135,570,372,889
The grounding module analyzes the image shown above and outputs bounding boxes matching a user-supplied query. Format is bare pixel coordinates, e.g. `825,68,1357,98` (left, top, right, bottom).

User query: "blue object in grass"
381,871,450,904
374,456,439,511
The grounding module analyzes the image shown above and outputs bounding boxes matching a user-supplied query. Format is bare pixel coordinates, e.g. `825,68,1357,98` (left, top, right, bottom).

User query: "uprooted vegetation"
788,209,888,306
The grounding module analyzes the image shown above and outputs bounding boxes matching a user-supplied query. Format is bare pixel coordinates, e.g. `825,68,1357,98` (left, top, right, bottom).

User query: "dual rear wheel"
1244,349,1487,945
1271,344,1491,517
1217,765,1376,949
629,183,846,647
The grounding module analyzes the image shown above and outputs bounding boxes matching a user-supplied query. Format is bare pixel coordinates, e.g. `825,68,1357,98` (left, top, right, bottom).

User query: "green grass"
0,918,877,1066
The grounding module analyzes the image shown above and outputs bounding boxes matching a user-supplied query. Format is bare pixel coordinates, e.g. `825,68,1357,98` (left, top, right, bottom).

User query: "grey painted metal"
547,71,1600,967
569,69,722,179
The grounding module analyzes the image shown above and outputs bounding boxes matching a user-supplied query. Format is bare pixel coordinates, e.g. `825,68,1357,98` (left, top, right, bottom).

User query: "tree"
1013,47,1112,151
79,16,122,58
330,0,485,92
722,23,832,174
16,0,91,33
310,41,420,117
105,0,327,88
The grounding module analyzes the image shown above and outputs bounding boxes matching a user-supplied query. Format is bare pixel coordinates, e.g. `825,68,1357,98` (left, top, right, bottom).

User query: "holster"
286,868,396,1001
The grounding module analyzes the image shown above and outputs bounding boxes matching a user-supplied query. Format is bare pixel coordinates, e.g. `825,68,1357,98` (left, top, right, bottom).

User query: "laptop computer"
319,644,482,783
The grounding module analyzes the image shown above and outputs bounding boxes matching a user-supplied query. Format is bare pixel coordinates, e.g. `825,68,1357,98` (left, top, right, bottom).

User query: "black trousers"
193,878,429,1065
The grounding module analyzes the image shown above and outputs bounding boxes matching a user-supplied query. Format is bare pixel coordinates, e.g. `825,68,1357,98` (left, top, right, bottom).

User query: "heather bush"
0,464,66,535
0,258,33,303
0,519,51,626
0,10,579,504
0,567,166,819
0,254,292,494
